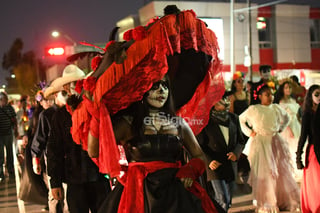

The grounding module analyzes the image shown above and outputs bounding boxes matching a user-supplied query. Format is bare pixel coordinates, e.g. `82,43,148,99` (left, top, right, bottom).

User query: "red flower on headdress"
75,79,84,94
186,9,197,17
146,16,160,27
132,26,147,41
91,56,103,71
123,29,133,41
83,76,97,93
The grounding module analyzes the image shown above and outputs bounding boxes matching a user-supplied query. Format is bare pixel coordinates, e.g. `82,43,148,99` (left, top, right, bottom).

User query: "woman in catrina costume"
70,5,225,213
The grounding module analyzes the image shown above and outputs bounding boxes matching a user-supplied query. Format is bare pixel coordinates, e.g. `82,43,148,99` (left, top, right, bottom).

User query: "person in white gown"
239,84,300,213
274,81,303,181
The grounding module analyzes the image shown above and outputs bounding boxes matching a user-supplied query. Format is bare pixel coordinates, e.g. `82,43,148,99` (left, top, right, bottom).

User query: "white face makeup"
56,90,68,105
312,88,320,105
146,80,169,109
261,70,271,80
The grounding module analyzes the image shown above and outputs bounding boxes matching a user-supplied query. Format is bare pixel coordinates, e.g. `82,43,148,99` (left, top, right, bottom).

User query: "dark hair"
231,79,246,94
230,80,237,93
254,84,271,104
273,81,291,104
164,5,180,15
258,84,271,95
30,102,44,136
259,65,271,73
0,92,8,100
290,75,300,85
303,84,320,113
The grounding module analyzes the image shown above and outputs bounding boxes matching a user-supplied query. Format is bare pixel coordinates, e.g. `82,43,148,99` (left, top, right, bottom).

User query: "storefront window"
257,17,272,48
199,17,224,60
310,19,320,48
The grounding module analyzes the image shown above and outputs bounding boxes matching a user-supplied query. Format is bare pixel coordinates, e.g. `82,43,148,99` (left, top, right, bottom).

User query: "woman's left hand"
180,177,193,188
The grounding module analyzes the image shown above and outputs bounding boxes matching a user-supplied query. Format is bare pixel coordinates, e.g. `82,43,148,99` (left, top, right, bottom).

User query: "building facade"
117,1,320,87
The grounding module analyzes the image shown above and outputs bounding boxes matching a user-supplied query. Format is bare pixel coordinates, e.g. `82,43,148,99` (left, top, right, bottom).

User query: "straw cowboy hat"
44,64,85,98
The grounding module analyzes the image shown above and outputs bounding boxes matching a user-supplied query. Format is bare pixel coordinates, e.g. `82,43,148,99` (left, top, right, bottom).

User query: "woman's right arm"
87,116,132,158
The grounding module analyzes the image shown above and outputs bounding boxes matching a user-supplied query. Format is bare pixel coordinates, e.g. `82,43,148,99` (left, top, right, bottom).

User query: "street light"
51,30,77,46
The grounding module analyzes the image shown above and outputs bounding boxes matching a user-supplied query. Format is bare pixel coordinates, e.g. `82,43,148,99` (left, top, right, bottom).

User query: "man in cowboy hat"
45,64,111,213
66,48,102,75
31,88,68,212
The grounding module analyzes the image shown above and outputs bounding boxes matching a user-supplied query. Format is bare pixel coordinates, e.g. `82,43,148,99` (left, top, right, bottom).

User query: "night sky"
1,0,319,86
0,0,145,85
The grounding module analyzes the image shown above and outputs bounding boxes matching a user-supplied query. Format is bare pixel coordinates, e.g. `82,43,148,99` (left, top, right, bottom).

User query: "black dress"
232,94,251,186
232,94,249,116
98,134,205,213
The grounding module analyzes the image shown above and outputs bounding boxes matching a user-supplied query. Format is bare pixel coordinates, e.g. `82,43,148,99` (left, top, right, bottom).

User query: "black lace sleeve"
296,111,311,155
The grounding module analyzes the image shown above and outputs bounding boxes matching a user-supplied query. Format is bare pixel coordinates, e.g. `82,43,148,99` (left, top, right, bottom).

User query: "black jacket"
315,106,320,164
31,104,58,158
197,112,246,182
47,106,104,188
297,109,320,166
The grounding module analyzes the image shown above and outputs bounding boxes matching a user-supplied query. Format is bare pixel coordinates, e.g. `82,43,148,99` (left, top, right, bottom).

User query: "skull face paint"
261,69,271,80
146,80,169,108
56,90,68,105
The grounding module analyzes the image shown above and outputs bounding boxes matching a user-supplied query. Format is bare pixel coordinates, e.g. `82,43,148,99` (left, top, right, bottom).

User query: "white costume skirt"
244,133,300,212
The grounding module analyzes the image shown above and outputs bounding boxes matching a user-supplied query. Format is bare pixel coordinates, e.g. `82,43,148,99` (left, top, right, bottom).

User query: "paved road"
1,178,294,213
0,144,297,213
0,143,47,213
0,178,46,213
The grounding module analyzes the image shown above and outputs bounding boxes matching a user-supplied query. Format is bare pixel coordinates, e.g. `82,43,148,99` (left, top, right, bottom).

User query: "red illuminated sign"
45,47,65,56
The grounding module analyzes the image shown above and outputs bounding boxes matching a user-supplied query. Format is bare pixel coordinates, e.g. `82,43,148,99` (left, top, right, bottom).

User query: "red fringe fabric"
71,101,89,148
93,10,222,112
71,97,100,166
98,104,121,176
